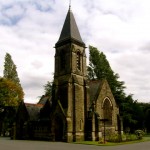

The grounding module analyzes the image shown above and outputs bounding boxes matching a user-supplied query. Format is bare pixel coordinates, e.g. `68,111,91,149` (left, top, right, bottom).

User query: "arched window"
60,50,65,70
102,98,113,125
76,51,81,70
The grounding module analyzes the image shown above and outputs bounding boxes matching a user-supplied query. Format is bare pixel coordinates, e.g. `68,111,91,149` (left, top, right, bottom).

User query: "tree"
1,53,24,136
121,95,144,132
0,77,24,136
3,53,21,87
87,45,145,132
43,81,53,97
0,77,24,106
87,45,126,105
140,103,150,133
2,53,24,105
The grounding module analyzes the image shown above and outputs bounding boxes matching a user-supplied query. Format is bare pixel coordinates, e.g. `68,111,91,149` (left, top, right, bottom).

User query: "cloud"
0,1,25,25
0,0,150,103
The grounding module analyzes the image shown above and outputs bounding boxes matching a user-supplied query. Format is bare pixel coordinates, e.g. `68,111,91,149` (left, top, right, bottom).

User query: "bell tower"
54,7,86,77
52,7,89,142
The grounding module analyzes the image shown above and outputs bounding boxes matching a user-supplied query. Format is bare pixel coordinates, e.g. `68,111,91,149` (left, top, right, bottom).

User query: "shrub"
107,133,124,142
107,133,138,142
98,137,105,144
126,134,137,141
135,130,145,140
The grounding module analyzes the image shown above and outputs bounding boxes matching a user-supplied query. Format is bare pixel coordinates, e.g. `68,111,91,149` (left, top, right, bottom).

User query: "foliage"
0,106,16,136
3,53,21,87
1,53,24,136
139,103,150,133
0,77,24,106
1,53,24,106
0,77,23,135
87,45,126,106
121,95,145,131
135,130,145,140
2,53,24,105
108,133,141,142
87,45,147,132
126,134,138,141
98,137,105,144
43,81,53,97
145,108,150,133
107,133,120,142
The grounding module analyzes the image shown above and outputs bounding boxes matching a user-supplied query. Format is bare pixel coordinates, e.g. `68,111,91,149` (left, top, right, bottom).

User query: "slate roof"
56,8,84,45
89,80,104,102
22,80,106,121
25,103,43,121
38,95,51,105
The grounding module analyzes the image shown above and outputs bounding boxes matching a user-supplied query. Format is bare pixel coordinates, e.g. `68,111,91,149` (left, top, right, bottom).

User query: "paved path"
0,137,150,150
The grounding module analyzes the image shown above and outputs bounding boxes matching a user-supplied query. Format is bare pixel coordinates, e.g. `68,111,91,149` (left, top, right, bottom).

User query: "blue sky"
0,0,150,103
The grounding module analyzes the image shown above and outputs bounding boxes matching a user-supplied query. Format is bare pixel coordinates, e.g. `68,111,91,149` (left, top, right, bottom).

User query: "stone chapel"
14,7,121,142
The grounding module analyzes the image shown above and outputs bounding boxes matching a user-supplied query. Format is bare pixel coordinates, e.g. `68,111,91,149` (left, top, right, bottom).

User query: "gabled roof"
89,80,104,102
38,95,51,105
56,8,84,45
17,96,52,122
25,103,43,121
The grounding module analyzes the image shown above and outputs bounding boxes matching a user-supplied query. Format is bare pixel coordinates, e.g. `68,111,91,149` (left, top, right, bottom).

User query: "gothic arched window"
60,50,65,70
102,98,113,125
76,51,81,70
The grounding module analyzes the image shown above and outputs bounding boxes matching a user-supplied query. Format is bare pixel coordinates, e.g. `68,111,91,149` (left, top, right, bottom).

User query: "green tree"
1,53,24,136
43,81,53,97
0,77,24,136
3,53,21,87
145,109,150,133
87,45,126,105
0,77,24,107
87,45,145,132
140,103,150,133
2,53,24,105
121,95,144,132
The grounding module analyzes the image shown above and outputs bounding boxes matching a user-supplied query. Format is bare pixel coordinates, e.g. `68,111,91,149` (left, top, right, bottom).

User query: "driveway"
0,137,150,150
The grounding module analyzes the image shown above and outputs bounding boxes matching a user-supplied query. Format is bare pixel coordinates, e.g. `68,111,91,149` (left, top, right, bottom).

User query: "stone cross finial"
69,0,71,9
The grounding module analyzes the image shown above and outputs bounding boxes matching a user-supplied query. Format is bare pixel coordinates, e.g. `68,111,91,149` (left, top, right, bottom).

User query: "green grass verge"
74,136,150,146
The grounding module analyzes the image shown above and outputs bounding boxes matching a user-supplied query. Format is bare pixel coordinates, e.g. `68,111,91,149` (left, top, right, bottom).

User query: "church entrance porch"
51,114,66,142
54,117,64,141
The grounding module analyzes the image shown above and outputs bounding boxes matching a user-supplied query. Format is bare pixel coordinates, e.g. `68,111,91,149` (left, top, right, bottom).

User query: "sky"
0,0,150,103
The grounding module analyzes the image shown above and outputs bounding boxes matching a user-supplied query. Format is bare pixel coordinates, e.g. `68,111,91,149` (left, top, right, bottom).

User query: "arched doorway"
54,116,64,141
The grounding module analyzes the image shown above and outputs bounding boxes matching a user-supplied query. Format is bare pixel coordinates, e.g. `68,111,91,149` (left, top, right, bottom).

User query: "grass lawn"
74,135,150,146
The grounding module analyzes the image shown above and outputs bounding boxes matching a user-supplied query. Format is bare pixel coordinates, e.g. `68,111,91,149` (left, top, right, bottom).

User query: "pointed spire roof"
56,7,84,46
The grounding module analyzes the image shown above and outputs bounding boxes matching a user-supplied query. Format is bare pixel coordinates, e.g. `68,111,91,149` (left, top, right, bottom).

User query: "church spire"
56,6,84,46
